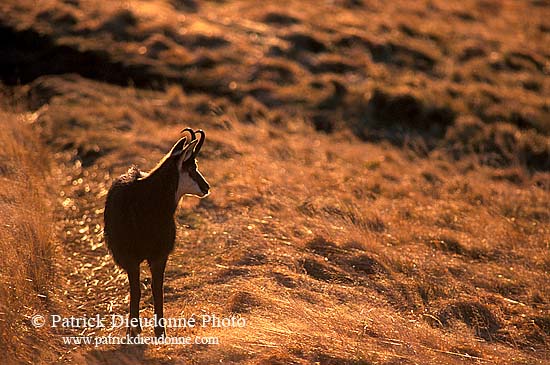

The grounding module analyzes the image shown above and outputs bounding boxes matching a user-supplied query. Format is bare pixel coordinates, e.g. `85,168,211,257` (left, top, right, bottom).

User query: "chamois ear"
169,137,187,157
180,139,198,162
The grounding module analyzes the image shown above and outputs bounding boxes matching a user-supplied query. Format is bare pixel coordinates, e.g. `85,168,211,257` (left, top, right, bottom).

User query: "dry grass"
0,0,548,364
0,111,57,364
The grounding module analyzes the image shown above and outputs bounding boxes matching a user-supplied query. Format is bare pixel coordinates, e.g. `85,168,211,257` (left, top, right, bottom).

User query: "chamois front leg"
149,257,167,338
126,263,142,338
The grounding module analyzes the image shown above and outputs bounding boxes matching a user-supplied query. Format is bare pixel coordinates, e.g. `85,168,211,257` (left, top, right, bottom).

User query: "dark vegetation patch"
368,42,437,72
176,34,230,50
316,79,347,110
271,272,297,288
534,316,550,336
311,353,370,365
427,237,465,256
0,23,157,88
458,45,487,62
97,9,139,41
429,237,499,262
36,6,78,27
26,74,82,109
346,254,388,276
0,21,242,101
283,33,328,53
248,86,282,108
301,257,353,284
490,168,525,185
309,59,358,75
227,291,260,313
211,267,250,284
351,214,386,233
445,118,550,171
421,170,442,184
399,23,441,43
235,251,268,266
250,62,297,85
354,88,457,151
437,301,501,341
262,12,301,26
336,35,437,72
335,0,366,9
305,236,343,257
171,0,199,12
503,51,546,73
335,34,368,48
336,35,438,72
417,280,451,305
311,114,335,133
366,89,456,131
452,11,476,22
305,237,389,278
75,143,111,167
197,138,241,160
144,34,172,58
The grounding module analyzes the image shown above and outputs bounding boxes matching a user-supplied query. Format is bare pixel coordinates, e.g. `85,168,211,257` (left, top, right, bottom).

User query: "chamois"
104,129,210,338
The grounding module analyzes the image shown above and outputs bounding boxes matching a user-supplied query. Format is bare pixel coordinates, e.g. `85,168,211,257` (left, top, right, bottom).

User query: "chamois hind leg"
126,263,142,337
149,256,167,338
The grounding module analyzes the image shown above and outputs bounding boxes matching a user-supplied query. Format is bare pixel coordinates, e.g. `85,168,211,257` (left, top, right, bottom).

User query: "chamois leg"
127,263,142,337
149,257,167,338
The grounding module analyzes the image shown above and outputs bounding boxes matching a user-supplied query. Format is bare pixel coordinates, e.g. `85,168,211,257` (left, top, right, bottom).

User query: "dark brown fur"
103,138,209,338
104,161,179,270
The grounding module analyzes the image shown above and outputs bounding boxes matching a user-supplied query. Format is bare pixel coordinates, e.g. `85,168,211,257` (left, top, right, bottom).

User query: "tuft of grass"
0,111,57,364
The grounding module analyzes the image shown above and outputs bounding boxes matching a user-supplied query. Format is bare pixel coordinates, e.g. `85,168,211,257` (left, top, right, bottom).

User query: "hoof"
154,326,166,339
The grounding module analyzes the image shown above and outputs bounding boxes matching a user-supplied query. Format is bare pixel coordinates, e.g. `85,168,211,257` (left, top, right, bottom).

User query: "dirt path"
52,152,127,359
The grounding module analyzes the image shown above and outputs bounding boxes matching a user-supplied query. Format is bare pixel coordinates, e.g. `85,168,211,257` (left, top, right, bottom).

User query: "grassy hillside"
0,0,548,364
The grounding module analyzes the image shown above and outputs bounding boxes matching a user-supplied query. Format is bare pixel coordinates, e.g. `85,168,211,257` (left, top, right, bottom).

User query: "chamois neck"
142,158,180,215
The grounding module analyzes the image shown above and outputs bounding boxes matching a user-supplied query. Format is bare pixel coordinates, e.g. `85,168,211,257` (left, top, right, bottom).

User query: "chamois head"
170,128,210,201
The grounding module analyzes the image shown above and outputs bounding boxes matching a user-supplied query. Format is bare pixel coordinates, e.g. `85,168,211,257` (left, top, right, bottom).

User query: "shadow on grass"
86,343,174,365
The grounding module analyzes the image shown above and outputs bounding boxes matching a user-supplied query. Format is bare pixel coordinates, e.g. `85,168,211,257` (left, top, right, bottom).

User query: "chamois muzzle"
197,175,210,196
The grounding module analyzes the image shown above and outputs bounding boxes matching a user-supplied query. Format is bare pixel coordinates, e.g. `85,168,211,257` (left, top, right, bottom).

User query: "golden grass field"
0,0,549,364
